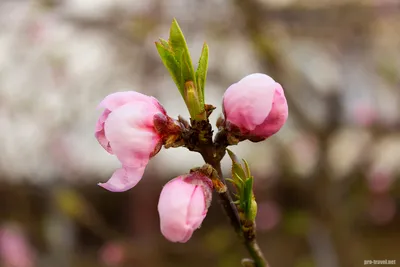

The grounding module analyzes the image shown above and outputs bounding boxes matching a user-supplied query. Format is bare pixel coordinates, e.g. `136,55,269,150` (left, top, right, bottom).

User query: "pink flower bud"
223,73,288,140
95,91,167,192
157,173,213,243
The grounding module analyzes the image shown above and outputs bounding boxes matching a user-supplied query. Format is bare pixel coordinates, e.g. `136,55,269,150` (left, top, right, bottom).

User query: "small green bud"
185,81,206,120
249,198,258,222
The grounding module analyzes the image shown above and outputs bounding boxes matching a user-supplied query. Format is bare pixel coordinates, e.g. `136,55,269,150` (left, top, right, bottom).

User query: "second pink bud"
223,73,288,140
157,173,213,243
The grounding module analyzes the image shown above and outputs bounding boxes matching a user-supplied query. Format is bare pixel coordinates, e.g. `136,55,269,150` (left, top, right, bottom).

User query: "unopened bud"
223,73,288,141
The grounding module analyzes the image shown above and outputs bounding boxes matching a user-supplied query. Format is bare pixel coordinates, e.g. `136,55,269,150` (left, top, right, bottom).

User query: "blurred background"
0,0,399,266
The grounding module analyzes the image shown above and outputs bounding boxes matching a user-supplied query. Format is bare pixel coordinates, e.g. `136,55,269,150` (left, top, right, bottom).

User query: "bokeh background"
1,0,400,266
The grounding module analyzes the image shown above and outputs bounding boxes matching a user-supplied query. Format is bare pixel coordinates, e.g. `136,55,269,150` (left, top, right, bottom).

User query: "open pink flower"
158,173,213,243
95,91,167,192
223,73,288,140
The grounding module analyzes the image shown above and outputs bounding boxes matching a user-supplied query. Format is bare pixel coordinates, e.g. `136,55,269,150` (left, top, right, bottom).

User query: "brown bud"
164,134,185,149
190,165,226,193
178,115,190,129
153,113,169,134
216,115,225,130
212,179,227,193
205,104,216,118
227,133,241,145
150,140,163,157
154,114,182,135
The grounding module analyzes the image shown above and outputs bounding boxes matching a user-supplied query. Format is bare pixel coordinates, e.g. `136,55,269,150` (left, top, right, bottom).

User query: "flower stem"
201,153,269,267
181,117,269,266
243,239,269,267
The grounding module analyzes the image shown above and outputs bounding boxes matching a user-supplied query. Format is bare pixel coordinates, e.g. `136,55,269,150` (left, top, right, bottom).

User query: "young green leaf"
168,19,207,120
158,38,171,50
195,42,209,105
233,173,244,191
227,149,246,180
180,52,198,96
243,177,254,219
225,178,242,191
227,149,240,165
232,162,246,182
243,159,251,179
169,19,196,83
155,42,183,97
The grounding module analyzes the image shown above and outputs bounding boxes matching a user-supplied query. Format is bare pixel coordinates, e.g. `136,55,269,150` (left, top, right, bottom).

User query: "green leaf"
195,42,209,105
159,38,170,49
226,175,243,192
180,51,196,89
155,42,183,97
243,159,251,179
169,19,196,83
233,172,244,184
168,19,206,121
233,163,246,182
227,149,246,181
226,149,240,164
243,177,254,219
224,178,237,186
233,173,244,192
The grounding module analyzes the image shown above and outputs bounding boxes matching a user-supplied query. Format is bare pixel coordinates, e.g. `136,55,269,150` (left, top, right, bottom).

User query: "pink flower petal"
95,109,113,154
223,73,288,139
158,175,210,243
252,83,288,137
98,166,146,192
223,73,276,131
94,90,167,191
186,186,207,229
98,91,164,114
104,103,161,168
158,178,194,242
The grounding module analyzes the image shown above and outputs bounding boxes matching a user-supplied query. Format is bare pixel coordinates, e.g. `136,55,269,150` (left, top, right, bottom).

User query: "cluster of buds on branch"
94,19,288,267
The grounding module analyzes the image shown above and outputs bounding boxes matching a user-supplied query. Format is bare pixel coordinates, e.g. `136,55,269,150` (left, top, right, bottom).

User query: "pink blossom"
0,225,35,267
158,173,213,243
223,73,288,140
95,91,167,192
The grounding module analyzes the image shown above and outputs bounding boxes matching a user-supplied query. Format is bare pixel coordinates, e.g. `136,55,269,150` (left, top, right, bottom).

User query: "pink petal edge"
98,166,146,192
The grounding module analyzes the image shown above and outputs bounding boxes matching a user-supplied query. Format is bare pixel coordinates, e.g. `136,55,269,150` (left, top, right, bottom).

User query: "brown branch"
181,118,269,266
201,153,269,267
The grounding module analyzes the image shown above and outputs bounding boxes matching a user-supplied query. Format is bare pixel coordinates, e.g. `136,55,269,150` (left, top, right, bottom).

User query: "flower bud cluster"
94,72,288,242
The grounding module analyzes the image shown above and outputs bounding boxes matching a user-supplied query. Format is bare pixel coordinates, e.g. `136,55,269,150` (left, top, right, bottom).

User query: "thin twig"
200,141,269,267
